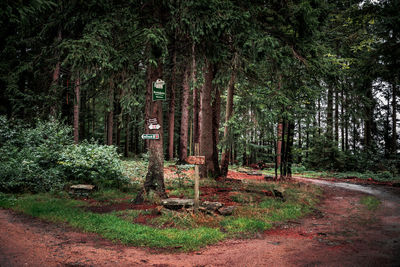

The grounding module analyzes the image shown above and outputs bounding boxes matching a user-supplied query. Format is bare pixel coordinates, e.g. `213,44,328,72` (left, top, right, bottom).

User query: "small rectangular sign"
147,118,158,125
186,156,205,165
148,124,161,130
141,134,160,140
152,79,166,101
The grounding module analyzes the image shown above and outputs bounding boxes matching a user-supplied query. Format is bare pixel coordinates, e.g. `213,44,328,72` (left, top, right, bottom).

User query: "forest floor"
1,173,400,267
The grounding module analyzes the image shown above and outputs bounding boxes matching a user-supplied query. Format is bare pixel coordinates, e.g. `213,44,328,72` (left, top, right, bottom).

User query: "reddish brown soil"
1,178,400,266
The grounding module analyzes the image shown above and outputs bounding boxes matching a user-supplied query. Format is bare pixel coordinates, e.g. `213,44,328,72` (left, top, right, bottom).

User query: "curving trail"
1,178,400,267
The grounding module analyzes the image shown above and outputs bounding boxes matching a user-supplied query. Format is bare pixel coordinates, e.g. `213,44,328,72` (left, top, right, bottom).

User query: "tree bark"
284,120,295,178
364,85,373,149
212,86,221,177
318,98,321,136
276,118,283,180
168,49,176,160
220,61,236,177
327,86,333,141
335,86,339,144
107,84,114,146
199,59,216,178
392,83,397,155
341,88,345,151
275,77,283,180
116,90,121,149
298,118,302,163
135,62,167,203
50,29,62,117
124,114,130,157
179,63,190,161
73,76,80,144
80,89,86,140
192,43,200,146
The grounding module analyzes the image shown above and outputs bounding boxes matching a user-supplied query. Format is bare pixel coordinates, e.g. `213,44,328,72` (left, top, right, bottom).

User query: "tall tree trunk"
115,88,122,149
364,86,373,149
392,83,397,155
199,59,216,178
80,89,86,140
135,62,167,203
168,49,176,160
212,86,221,177
124,114,130,157
275,77,283,180
107,84,114,146
298,118,302,163
352,116,357,151
341,88,345,151
192,43,200,146
345,91,349,151
281,118,287,177
92,97,96,138
73,76,80,144
179,63,190,161
220,59,236,177
306,119,310,159
50,29,62,117
285,120,295,178
276,118,283,180
327,86,333,141
318,98,321,136
335,86,339,144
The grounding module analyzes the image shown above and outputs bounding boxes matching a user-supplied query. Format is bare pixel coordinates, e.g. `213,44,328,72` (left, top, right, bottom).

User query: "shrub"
0,119,70,192
58,142,129,188
0,118,128,193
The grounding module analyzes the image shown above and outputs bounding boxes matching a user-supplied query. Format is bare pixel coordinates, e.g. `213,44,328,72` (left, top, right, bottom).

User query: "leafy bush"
0,118,128,193
0,119,70,192
58,142,129,188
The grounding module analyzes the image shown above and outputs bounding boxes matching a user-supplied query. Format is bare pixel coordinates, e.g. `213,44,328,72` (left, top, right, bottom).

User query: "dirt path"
1,179,400,267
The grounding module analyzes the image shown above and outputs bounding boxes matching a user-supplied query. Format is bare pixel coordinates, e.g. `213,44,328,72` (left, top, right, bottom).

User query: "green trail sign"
152,79,166,101
141,134,160,140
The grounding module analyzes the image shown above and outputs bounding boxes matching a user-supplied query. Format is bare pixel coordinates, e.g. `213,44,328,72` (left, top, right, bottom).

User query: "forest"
0,0,399,196
1,1,400,264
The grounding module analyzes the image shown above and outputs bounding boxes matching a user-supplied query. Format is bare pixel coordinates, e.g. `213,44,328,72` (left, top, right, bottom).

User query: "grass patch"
151,210,222,229
0,160,323,251
221,217,271,234
91,189,135,203
0,193,224,251
360,195,381,211
167,187,194,198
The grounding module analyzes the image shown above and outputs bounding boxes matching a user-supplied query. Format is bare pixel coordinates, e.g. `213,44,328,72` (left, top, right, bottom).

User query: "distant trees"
0,0,399,191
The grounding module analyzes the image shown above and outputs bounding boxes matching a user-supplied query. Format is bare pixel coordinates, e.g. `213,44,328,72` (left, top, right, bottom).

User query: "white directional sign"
141,134,160,140
148,124,161,130
147,118,158,125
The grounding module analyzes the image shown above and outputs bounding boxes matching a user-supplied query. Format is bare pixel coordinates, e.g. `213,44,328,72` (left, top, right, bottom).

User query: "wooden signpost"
185,143,203,211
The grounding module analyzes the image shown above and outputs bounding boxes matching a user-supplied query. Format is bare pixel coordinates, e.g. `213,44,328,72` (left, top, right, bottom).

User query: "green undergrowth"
0,165,322,250
360,195,381,211
0,193,223,251
91,189,135,204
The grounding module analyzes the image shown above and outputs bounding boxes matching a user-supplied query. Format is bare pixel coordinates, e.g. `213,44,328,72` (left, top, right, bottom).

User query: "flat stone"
201,201,223,212
161,198,194,210
70,184,95,190
69,184,95,198
218,206,235,216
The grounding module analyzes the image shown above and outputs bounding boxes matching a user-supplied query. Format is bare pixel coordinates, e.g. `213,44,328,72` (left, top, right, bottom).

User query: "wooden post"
194,143,200,211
